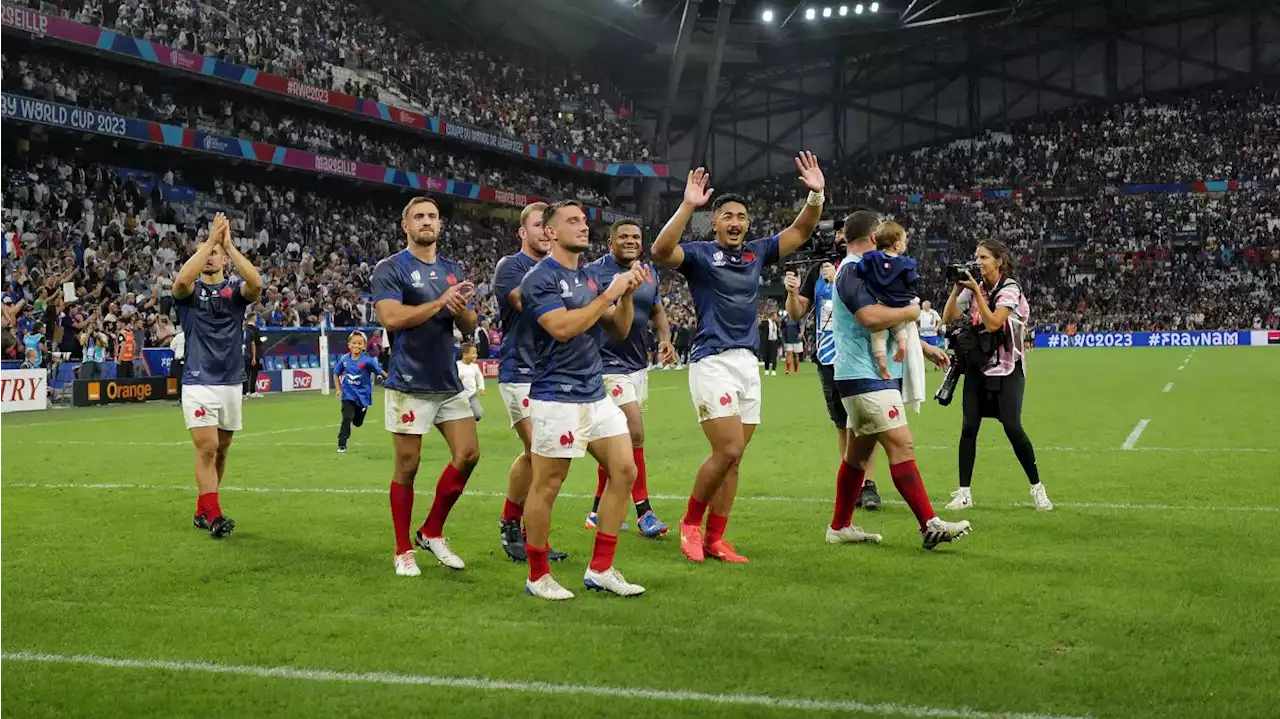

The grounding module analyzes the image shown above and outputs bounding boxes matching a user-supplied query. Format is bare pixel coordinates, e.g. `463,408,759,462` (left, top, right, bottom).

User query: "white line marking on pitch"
15,425,337,447
1163,382,1174,393
1121,419,1150,450
4,483,1279,514
1177,365,1186,371
0,651,1092,719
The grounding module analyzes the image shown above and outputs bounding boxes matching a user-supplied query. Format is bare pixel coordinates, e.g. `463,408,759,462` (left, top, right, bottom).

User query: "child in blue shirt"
333,330,386,453
856,221,919,380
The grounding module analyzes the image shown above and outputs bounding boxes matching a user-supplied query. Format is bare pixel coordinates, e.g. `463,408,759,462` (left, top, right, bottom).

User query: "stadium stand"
4,0,655,163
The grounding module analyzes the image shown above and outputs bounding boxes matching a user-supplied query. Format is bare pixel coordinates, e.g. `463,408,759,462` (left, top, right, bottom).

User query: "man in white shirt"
456,343,486,421
169,326,185,404
918,300,944,362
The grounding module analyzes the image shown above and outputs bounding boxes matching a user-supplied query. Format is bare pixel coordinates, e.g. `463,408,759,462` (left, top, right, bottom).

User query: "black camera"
945,262,981,283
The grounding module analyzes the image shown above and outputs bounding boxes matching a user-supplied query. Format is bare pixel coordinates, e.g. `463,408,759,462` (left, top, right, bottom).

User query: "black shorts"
816,362,848,429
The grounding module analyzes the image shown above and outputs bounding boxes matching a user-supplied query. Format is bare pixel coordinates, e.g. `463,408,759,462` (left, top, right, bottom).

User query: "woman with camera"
941,237,1052,512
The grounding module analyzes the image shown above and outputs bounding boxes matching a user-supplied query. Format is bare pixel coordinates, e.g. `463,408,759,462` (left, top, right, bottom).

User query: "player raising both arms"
520,200,648,600
491,202,567,564
373,197,481,577
650,152,826,564
173,213,263,539
584,220,675,538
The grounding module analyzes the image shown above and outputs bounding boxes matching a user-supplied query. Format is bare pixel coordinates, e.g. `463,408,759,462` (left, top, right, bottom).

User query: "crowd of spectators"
3,50,612,207
18,0,655,163
732,88,1280,333
0,151,629,369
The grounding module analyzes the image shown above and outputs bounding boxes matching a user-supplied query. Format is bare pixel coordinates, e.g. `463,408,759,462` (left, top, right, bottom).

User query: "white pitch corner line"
1121,419,1151,450
1163,382,1174,393
0,651,1096,719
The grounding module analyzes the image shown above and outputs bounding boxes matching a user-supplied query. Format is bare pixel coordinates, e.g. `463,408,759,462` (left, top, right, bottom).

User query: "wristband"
806,190,825,206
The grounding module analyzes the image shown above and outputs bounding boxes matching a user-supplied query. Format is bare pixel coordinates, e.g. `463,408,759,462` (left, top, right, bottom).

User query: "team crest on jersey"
559,279,573,298
410,270,424,288
428,270,437,280
587,278,597,292
219,285,233,298
446,274,457,285
743,251,756,263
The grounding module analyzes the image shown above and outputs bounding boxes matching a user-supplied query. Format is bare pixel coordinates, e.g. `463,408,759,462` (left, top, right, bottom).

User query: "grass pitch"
2,347,1278,718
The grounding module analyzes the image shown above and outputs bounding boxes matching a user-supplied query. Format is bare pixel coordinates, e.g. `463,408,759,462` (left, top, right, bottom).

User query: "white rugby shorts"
688,348,762,425
498,382,532,427
783,342,803,353
183,384,243,432
603,369,649,410
529,398,629,459
841,388,908,436
383,388,474,435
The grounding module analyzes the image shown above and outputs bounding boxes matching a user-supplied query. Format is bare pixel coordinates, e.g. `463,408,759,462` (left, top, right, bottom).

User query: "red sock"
588,532,618,572
501,498,524,523
631,447,648,503
527,543,550,581
682,496,709,526
421,464,468,538
831,461,866,530
890,460,937,529
705,513,728,544
197,492,222,522
595,464,608,502
786,358,793,374
389,482,414,554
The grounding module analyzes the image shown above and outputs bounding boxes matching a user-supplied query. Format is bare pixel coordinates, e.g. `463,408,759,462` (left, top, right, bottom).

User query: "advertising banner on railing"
0,368,48,413
0,6,667,178
1033,330,1266,348
1,94,637,222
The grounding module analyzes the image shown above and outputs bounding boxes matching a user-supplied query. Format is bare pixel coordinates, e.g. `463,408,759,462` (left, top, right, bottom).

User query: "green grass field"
3,347,1279,718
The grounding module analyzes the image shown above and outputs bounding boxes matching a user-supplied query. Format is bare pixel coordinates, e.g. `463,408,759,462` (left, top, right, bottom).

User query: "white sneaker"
526,574,575,601
921,516,971,550
416,535,465,570
825,525,883,545
583,566,646,597
394,550,421,577
1030,483,1054,511
945,487,973,510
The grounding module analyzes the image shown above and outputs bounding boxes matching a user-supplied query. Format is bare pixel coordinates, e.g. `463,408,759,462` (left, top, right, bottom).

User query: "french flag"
2,232,20,260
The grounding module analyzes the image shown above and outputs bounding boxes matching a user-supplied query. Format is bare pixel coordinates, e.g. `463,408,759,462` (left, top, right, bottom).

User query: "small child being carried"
855,221,919,380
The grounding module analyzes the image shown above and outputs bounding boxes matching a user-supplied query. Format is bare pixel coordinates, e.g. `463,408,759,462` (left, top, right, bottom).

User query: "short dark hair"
978,236,1017,279
401,196,439,220
711,194,749,214
842,210,880,241
609,219,642,237
541,200,584,229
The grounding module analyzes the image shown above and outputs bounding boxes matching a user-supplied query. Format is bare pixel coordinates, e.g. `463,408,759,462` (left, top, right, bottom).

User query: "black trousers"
338,400,368,446
958,361,1039,487
116,360,135,378
762,340,779,371
243,362,261,395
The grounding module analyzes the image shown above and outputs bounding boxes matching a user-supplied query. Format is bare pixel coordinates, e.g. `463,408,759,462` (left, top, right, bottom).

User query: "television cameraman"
939,237,1052,512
